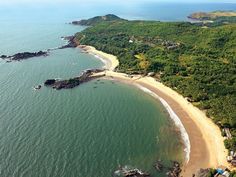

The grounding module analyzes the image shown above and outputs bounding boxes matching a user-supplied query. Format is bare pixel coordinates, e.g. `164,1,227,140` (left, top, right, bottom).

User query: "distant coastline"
78,44,229,176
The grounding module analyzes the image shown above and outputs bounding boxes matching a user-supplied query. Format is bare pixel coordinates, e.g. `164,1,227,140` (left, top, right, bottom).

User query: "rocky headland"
59,36,78,49
0,51,48,61
44,69,105,90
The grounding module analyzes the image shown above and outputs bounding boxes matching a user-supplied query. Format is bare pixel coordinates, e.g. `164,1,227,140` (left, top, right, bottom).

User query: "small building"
148,72,155,77
227,155,233,162
224,128,232,139
223,171,230,177
231,159,236,166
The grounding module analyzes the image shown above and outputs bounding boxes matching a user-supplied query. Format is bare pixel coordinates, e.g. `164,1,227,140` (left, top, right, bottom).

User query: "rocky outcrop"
44,69,105,90
59,36,78,49
0,55,7,59
0,51,48,61
0,35,80,62
154,160,163,172
123,170,150,177
194,168,211,177
0,36,79,62
114,166,150,177
166,161,182,177
44,79,56,86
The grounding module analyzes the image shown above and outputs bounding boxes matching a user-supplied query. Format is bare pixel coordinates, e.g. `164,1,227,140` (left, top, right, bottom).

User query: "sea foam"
93,54,108,69
136,84,190,163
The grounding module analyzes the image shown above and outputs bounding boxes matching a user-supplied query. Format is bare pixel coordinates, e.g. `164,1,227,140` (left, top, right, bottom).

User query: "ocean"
0,2,236,177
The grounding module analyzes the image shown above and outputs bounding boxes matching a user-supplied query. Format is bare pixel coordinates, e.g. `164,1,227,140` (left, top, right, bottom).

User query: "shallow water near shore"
0,47,184,177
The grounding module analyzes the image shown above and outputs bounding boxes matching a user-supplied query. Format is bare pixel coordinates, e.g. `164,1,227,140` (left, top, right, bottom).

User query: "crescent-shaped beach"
81,45,230,176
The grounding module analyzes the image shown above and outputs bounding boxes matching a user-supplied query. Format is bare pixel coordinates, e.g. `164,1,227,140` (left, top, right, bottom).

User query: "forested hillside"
75,17,236,149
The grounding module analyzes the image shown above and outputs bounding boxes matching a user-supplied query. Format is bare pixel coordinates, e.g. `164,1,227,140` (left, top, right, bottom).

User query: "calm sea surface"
0,2,235,177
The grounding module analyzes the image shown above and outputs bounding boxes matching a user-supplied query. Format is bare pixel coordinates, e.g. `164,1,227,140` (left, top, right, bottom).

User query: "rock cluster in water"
0,51,48,61
44,69,105,90
153,160,182,177
0,35,78,63
114,161,182,177
154,160,164,171
114,166,150,177
59,36,78,49
166,161,182,177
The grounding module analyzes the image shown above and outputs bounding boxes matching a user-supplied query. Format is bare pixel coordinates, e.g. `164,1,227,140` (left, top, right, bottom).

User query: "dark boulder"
44,79,56,86
0,55,7,59
166,161,182,177
59,36,77,49
154,160,163,171
195,169,211,177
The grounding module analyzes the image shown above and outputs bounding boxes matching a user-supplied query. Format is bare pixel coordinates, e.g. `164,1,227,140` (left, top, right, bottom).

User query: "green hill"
72,14,125,26
75,15,236,150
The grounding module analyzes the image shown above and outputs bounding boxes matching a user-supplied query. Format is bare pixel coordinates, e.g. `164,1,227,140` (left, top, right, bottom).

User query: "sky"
0,0,236,4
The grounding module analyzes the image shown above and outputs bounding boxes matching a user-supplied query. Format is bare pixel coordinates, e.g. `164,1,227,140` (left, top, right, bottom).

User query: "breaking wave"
136,84,190,163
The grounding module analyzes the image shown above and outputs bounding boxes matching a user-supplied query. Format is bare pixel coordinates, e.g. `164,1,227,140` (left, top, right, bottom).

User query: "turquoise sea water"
0,2,236,177
0,48,183,176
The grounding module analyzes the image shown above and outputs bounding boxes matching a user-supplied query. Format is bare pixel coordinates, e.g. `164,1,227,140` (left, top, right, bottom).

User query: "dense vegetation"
72,14,125,26
75,15,236,150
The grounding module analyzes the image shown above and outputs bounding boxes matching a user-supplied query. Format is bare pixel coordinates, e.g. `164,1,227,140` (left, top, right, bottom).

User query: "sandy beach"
78,45,119,71
79,45,229,176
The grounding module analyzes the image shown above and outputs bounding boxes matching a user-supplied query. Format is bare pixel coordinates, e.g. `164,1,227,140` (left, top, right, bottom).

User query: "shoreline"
135,83,191,163
78,45,229,176
78,45,119,71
